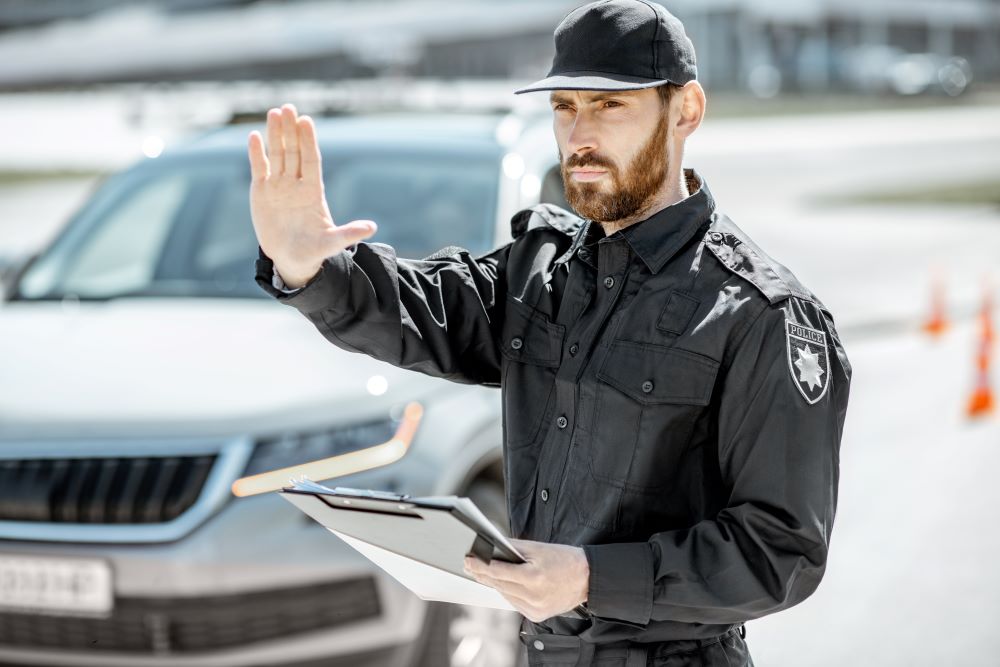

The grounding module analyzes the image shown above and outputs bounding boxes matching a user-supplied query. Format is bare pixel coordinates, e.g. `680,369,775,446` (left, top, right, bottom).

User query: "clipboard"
279,479,591,620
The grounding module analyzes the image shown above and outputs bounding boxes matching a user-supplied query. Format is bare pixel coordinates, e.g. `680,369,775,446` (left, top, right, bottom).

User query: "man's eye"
603,100,622,108
553,103,572,111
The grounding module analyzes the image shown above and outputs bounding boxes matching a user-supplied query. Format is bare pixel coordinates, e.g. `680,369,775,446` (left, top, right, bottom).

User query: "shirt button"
642,380,654,393
541,488,549,502
569,343,579,356
711,232,723,243
556,415,568,429
510,337,523,350
533,640,545,651
603,276,615,289
578,247,590,260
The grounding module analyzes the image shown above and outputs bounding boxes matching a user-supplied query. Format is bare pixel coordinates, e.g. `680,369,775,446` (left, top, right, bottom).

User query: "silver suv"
0,109,566,667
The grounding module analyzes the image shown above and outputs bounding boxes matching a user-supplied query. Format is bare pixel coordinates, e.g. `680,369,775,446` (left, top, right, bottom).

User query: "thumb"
328,219,378,252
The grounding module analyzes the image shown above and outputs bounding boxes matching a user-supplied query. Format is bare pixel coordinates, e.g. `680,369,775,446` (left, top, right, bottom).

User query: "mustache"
564,152,616,171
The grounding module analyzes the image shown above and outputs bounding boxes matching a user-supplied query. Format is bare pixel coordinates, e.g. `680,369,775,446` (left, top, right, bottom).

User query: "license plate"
0,554,113,616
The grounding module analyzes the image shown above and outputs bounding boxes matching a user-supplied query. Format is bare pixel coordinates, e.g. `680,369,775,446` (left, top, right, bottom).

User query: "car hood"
0,299,437,439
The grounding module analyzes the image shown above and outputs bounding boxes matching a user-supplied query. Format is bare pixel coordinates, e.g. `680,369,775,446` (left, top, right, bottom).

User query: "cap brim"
513,71,674,95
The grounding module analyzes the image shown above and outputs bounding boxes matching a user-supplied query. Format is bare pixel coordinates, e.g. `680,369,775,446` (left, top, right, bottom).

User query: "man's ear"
673,81,706,140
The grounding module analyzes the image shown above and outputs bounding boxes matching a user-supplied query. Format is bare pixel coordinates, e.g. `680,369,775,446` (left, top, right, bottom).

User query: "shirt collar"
556,168,715,274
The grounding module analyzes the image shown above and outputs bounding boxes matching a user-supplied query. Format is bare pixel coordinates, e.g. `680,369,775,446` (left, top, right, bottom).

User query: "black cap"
514,0,697,94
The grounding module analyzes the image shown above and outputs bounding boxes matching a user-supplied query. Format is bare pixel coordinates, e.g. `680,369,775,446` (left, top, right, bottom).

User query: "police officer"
248,1,852,665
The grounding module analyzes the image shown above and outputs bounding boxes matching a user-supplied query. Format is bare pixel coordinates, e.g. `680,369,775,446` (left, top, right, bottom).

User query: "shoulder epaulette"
703,214,826,309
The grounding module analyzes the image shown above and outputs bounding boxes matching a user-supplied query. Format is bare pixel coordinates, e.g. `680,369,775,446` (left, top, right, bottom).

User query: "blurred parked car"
838,45,973,96
0,109,568,667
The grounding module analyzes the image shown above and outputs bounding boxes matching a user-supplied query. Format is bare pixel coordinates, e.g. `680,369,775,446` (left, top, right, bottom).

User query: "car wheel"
415,478,523,667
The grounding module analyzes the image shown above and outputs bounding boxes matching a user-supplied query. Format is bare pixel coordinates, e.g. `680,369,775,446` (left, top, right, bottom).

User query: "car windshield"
15,146,500,300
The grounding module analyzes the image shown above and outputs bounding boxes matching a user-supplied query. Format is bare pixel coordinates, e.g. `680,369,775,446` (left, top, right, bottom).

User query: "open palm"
247,103,377,288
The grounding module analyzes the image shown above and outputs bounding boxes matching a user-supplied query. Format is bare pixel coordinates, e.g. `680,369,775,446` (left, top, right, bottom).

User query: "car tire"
414,478,523,667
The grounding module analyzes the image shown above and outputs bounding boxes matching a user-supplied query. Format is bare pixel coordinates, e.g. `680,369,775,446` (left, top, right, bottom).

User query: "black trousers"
517,624,755,667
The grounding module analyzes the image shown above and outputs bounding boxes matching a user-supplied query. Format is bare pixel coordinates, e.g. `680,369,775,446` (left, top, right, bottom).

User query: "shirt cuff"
581,541,655,628
254,244,357,313
272,266,303,293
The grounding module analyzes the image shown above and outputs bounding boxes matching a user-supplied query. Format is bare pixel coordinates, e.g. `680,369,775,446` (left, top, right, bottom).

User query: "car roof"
176,111,514,159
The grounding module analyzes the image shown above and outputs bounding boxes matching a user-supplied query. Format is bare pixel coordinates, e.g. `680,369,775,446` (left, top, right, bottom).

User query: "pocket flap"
501,294,565,367
597,340,719,405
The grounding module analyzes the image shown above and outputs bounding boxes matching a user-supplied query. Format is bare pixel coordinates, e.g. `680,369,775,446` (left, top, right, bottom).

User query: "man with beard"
249,1,852,665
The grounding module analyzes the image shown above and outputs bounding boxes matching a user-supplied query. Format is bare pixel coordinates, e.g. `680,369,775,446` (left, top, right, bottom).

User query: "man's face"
550,87,669,224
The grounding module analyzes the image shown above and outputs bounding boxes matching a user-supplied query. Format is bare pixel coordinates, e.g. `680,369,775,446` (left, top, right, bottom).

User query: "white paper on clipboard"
329,528,519,612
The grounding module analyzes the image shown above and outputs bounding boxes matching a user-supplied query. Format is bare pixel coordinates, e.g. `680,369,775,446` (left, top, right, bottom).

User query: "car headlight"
243,417,401,478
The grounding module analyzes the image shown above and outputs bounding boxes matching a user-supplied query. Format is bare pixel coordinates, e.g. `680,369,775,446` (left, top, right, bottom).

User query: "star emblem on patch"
785,319,830,404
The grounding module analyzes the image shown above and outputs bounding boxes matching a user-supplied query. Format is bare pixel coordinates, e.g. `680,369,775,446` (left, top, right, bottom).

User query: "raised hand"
247,103,377,289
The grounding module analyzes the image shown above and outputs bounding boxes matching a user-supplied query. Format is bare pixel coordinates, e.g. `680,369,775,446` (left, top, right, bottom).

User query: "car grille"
0,576,380,654
0,455,216,524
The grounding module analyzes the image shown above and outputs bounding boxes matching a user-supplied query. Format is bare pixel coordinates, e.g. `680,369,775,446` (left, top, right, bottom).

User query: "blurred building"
0,0,997,94
672,0,1000,95
0,0,256,30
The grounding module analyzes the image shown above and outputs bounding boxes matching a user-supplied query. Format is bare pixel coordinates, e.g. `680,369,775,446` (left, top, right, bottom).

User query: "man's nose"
565,113,598,157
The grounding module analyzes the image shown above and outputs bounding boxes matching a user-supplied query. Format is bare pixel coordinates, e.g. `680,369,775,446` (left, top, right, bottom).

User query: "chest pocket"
588,339,720,491
499,294,565,451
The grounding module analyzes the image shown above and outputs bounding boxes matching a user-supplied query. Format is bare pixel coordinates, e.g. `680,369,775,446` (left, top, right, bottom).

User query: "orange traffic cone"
967,285,995,417
922,271,949,337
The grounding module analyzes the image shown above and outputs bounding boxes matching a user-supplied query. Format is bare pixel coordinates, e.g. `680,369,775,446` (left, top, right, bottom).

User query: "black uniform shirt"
253,168,852,645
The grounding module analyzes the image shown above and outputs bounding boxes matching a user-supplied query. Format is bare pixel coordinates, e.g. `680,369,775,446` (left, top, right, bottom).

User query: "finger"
298,115,322,185
281,104,300,178
248,130,269,181
467,570,533,597
472,558,529,584
266,108,284,176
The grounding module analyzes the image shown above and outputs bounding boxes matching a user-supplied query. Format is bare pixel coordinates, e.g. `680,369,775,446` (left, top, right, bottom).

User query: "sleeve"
254,240,512,387
581,296,853,627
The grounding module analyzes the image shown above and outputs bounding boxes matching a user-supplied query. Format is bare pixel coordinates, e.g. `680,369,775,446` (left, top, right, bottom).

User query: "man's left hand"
463,538,589,623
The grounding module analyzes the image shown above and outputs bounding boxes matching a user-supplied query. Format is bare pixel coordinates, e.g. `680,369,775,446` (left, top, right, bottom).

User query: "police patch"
785,319,830,404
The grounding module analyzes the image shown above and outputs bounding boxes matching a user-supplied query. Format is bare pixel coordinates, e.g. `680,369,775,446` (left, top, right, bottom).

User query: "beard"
560,113,669,223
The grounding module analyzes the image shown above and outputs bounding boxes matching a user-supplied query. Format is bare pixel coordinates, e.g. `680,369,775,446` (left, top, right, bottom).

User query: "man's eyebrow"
549,91,632,105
